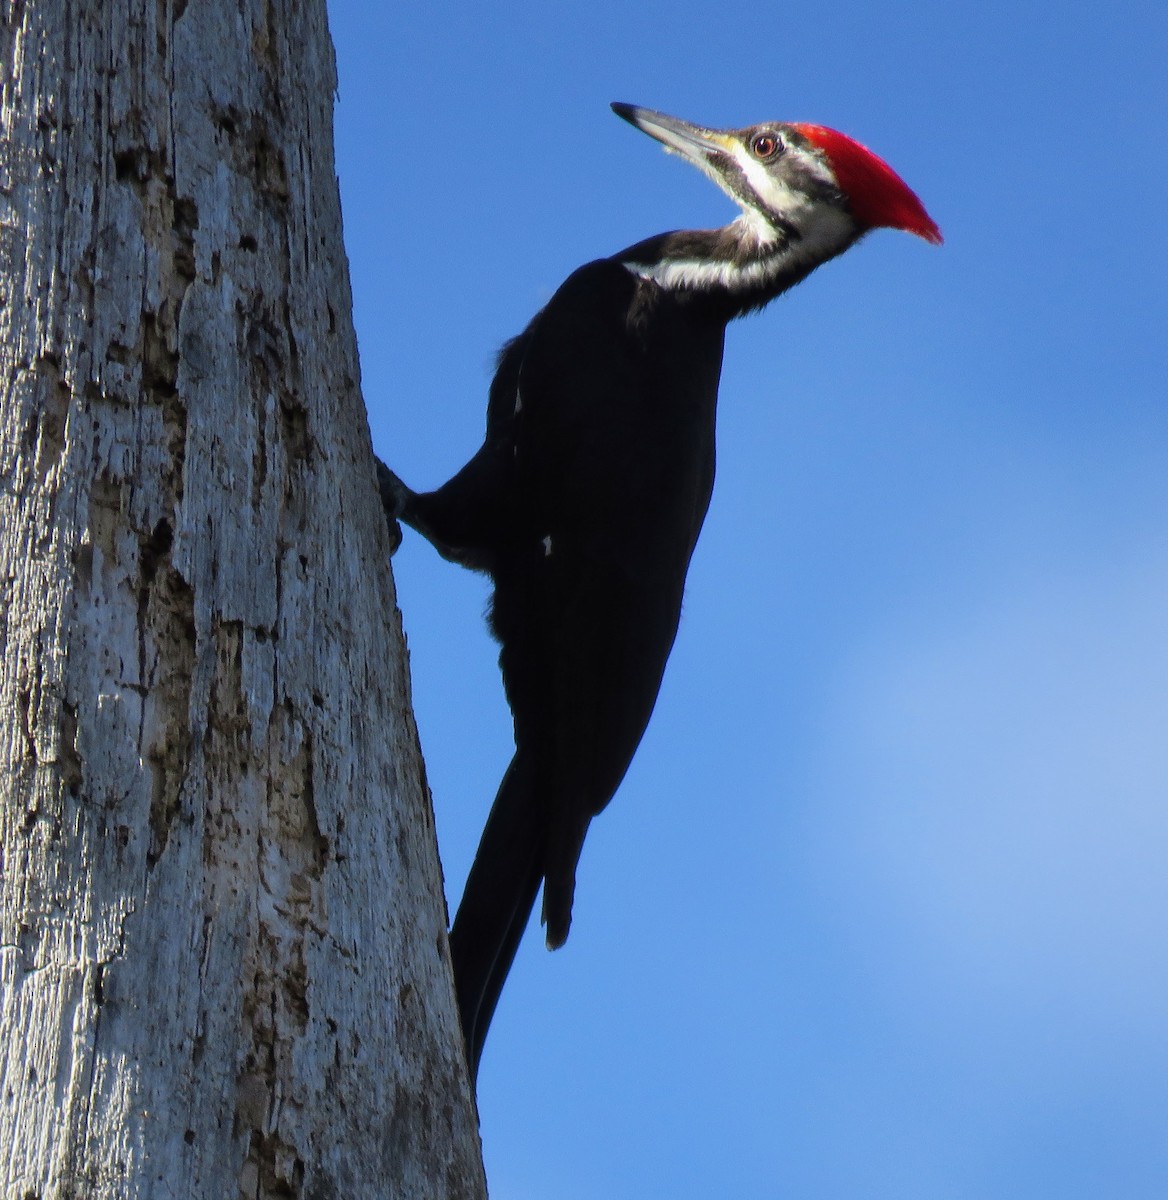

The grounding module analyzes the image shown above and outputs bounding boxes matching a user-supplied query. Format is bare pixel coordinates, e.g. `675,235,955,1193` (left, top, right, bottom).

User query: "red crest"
792,124,943,244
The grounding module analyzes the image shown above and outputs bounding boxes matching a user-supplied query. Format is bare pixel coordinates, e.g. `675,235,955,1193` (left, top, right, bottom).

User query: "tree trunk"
0,2,485,1196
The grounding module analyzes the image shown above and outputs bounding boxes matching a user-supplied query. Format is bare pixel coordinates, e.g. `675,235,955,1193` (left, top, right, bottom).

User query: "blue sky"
327,2,1168,1195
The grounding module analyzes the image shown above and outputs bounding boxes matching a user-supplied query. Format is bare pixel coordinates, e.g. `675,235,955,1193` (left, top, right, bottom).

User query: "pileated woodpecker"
380,103,940,1083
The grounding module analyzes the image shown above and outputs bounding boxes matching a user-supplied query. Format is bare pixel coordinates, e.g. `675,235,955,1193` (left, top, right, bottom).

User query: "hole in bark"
114,148,138,180
139,518,174,585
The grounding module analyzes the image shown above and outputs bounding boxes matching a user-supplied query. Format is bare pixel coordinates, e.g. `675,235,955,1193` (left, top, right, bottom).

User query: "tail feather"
541,806,593,950
448,753,544,1083
541,880,574,951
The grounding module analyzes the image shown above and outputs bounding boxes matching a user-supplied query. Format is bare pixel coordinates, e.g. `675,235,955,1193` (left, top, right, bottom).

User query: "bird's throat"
618,212,856,318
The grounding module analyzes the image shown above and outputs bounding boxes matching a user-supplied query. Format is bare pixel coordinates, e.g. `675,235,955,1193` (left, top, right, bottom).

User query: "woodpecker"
380,103,940,1083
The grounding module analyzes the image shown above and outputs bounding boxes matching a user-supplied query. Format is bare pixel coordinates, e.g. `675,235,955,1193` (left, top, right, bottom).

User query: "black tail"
448,752,544,1084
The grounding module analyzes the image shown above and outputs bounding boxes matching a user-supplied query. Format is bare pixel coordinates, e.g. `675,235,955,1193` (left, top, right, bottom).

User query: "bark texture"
0,2,485,1196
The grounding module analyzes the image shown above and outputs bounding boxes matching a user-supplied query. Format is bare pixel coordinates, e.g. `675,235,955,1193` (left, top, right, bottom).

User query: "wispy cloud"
809,533,1168,1038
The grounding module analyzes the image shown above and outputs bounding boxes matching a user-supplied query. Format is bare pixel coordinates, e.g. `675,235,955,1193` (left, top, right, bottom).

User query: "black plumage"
379,104,940,1083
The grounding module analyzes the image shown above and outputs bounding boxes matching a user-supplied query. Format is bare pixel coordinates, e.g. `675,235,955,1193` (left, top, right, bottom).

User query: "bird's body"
380,104,940,1082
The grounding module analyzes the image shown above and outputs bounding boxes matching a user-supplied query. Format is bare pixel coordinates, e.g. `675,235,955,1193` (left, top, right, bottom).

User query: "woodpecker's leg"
375,444,508,570
376,461,405,555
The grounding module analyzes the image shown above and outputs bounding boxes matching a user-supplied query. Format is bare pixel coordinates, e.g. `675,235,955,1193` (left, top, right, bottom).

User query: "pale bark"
0,2,485,1197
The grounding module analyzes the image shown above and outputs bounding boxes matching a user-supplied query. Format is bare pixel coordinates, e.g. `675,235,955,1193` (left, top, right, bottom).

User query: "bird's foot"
376,458,408,556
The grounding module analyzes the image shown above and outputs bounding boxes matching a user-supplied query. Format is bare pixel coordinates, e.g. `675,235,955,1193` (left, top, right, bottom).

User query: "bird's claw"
385,515,403,557
376,458,407,556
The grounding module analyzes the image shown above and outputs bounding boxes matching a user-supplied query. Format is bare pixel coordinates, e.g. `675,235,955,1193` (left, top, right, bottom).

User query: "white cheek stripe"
738,153,807,221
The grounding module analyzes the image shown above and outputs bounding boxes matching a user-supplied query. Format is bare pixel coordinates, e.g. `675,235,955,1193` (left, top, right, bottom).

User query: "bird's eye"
750,132,783,160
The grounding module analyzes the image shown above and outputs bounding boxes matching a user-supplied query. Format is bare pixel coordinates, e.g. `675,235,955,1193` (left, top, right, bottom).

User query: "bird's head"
611,103,940,306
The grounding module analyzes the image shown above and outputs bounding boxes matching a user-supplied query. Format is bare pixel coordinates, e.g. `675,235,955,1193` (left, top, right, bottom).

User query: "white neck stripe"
621,205,854,301
623,252,789,293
